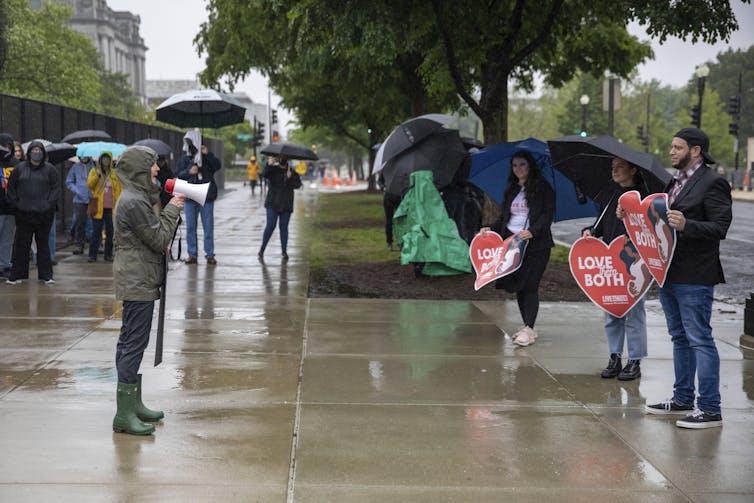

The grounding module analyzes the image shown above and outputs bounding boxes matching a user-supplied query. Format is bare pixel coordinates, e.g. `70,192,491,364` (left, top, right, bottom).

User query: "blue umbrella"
469,137,599,222
76,141,127,159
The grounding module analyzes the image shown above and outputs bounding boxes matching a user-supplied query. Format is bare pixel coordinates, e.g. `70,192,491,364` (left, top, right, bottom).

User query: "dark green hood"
115,146,159,200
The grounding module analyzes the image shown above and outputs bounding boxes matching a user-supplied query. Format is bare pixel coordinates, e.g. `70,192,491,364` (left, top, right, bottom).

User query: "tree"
197,0,745,179
0,0,102,110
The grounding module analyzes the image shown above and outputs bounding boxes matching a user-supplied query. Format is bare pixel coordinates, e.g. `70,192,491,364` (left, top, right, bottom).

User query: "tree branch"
430,0,483,118
500,0,526,55
509,0,565,66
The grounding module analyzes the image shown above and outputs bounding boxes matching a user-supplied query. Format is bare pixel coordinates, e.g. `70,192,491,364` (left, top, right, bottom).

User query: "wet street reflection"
1,182,752,501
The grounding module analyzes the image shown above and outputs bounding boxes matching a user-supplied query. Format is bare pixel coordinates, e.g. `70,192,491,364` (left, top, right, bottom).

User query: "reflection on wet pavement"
1,182,752,501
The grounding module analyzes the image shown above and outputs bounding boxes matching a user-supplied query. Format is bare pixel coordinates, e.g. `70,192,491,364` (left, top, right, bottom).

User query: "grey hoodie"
113,146,181,301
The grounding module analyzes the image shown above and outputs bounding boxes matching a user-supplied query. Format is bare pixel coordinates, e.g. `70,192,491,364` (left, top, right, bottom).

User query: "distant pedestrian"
378,173,400,251
258,156,301,260
0,133,18,277
476,151,555,346
176,133,221,265
12,141,24,162
246,155,262,194
637,128,732,429
86,152,121,262
582,158,648,381
111,146,184,436
5,141,60,284
66,155,94,254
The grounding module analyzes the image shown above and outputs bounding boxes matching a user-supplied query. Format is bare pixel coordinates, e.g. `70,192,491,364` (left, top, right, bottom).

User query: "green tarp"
393,171,471,276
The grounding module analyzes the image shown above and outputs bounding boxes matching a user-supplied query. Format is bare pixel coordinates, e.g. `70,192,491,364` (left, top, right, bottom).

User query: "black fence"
0,93,224,245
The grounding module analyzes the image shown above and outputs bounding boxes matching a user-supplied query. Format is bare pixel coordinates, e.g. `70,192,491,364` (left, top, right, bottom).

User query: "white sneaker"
527,327,538,340
513,328,535,347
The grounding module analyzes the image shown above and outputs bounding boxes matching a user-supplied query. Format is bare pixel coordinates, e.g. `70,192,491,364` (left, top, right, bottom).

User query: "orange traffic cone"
322,173,329,186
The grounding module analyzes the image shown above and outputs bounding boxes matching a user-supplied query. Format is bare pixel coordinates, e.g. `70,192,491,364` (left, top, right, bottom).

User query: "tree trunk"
481,85,509,145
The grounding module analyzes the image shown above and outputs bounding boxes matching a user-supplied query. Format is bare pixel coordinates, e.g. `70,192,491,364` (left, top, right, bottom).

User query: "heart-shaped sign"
569,236,653,317
618,191,676,287
469,231,528,290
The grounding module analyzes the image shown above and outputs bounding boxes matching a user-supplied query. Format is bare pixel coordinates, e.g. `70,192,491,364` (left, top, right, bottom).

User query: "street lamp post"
579,94,590,137
694,64,710,128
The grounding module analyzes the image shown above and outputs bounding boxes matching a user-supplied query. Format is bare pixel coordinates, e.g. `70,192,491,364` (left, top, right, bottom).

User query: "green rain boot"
113,382,155,435
135,374,164,422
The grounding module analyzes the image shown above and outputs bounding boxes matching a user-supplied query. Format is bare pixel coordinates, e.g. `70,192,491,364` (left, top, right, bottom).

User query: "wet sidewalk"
1,182,752,502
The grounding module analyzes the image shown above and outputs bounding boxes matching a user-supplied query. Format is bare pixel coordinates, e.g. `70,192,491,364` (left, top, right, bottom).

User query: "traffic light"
257,122,265,139
636,125,644,140
271,109,278,124
729,122,739,137
579,130,587,137
690,105,701,127
727,95,740,117
272,130,280,142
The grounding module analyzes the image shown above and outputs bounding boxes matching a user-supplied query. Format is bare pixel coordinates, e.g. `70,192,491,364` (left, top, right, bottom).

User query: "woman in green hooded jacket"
111,146,185,435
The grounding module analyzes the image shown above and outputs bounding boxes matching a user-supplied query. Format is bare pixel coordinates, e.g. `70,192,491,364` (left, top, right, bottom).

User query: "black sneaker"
676,410,723,429
645,398,694,415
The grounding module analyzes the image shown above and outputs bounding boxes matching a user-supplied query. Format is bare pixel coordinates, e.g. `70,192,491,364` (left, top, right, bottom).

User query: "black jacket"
176,151,221,202
263,163,302,213
492,179,555,251
666,165,732,285
6,159,60,214
587,183,648,243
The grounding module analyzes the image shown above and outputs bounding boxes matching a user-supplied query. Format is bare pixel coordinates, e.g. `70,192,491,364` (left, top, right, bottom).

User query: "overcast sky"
108,0,754,131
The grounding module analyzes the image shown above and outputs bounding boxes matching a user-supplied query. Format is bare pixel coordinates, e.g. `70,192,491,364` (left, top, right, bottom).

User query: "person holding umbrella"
176,134,221,265
258,156,302,260
86,152,121,262
477,151,555,346
582,158,649,381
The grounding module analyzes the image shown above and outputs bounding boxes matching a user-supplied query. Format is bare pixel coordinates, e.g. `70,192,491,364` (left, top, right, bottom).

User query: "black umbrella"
21,139,77,163
373,114,454,172
133,139,173,157
381,128,467,197
60,129,112,143
155,89,247,128
260,142,319,161
46,143,78,163
548,135,672,203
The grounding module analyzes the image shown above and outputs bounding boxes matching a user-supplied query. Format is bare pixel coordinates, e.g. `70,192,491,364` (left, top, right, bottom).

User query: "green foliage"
1,0,102,109
0,0,150,122
206,120,256,168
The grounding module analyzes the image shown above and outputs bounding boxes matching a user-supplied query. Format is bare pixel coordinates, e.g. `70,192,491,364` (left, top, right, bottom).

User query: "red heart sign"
569,236,653,317
618,191,676,287
469,231,528,290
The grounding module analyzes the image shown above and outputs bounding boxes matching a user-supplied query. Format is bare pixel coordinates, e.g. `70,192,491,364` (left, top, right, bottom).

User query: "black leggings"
511,248,550,328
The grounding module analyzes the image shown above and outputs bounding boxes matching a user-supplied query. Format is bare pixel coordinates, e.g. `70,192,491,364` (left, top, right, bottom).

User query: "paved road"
552,199,754,304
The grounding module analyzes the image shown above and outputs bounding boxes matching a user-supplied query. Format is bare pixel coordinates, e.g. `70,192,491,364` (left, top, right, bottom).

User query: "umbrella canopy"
260,142,318,160
76,141,127,159
381,128,467,197
373,114,454,174
133,139,173,157
155,89,247,128
61,129,111,143
20,139,77,164
548,135,672,203
469,137,599,222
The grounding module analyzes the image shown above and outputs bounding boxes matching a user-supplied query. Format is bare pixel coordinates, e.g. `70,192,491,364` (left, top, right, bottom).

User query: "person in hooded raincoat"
5,140,61,284
111,146,184,435
86,151,121,262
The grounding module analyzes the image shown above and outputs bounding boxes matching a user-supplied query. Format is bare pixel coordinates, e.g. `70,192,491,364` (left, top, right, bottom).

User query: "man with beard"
633,128,732,428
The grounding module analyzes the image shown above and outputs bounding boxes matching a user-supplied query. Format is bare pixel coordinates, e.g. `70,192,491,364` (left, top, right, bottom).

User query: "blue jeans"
659,283,720,415
0,214,16,271
260,208,291,254
605,296,647,360
184,200,215,258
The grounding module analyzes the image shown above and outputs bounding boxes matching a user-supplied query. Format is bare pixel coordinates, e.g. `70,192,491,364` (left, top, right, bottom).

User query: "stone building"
41,0,147,103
